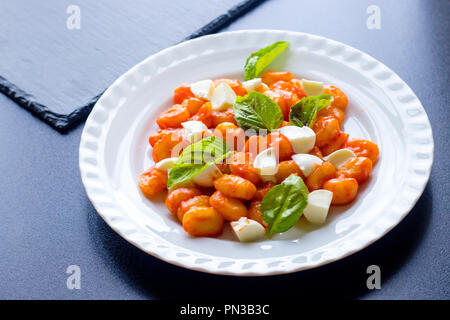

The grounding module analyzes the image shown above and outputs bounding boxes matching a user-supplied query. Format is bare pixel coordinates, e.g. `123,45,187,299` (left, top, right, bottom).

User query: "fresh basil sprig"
289,94,332,128
176,135,228,165
233,92,284,133
167,136,229,189
244,41,289,81
261,174,309,237
167,163,204,189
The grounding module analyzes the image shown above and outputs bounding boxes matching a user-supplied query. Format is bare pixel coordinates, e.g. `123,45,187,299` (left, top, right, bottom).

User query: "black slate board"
0,0,266,133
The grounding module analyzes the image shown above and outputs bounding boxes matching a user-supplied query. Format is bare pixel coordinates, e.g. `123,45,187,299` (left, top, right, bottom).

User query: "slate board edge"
0,0,267,134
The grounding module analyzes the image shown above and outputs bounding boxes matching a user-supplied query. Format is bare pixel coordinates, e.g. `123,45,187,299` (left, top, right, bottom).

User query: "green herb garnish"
167,136,229,189
244,41,289,81
289,95,332,127
261,174,309,237
233,91,284,133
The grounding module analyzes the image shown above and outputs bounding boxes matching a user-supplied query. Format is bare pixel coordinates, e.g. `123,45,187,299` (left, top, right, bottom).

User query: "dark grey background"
0,0,449,299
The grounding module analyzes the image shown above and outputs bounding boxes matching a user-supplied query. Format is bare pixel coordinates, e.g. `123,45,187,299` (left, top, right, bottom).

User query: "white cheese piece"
253,147,278,182
291,154,323,177
210,83,237,111
302,79,324,96
231,217,266,242
190,79,214,100
155,157,178,172
181,120,208,143
242,78,262,92
303,190,333,225
279,125,316,154
324,148,356,169
192,163,222,187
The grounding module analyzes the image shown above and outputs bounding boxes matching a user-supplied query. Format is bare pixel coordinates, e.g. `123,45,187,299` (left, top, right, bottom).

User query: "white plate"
79,30,433,276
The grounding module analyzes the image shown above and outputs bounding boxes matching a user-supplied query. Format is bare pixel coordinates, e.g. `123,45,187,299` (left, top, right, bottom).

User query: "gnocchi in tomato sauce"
138,41,379,242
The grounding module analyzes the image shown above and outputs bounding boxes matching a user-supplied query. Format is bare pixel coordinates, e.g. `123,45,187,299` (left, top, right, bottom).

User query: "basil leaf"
167,136,229,189
289,95,332,128
234,92,284,132
244,41,289,81
167,163,204,189
177,135,228,165
261,174,309,237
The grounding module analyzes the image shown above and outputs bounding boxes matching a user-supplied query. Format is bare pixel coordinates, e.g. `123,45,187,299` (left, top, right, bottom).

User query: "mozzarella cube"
190,79,214,100
253,147,278,182
279,125,316,154
291,154,323,177
231,217,266,242
181,120,208,143
325,148,356,169
192,163,222,187
211,83,237,111
155,157,178,172
242,78,262,92
302,79,324,96
303,190,333,225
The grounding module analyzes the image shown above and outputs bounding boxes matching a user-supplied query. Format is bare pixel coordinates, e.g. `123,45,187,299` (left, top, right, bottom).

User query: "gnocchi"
138,42,379,240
